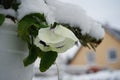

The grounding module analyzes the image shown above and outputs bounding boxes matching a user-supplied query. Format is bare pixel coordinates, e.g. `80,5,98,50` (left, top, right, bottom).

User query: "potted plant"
0,0,105,80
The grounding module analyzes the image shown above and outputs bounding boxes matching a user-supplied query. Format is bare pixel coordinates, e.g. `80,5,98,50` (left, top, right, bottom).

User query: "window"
107,48,118,63
86,51,96,65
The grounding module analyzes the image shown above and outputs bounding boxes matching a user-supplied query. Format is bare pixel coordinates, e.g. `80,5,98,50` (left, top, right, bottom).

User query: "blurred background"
33,0,120,80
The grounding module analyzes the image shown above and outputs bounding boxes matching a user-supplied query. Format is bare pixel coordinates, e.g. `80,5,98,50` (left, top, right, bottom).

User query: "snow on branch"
45,0,105,40
0,8,16,17
17,0,55,24
13,0,105,45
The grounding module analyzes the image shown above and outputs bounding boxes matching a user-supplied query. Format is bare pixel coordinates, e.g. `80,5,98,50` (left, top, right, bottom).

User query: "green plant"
0,0,104,72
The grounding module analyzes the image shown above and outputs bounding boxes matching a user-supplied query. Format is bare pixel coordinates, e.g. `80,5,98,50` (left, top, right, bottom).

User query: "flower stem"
55,62,60,80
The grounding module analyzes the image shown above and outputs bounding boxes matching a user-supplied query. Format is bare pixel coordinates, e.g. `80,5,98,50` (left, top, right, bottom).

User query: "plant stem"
55,62,60,80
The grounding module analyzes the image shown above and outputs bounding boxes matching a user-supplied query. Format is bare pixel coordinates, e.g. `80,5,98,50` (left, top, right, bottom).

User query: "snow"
17,0,105,40
45,0,91,34
0,0,105,40
89,19,105,40
17,0,55,24
0,8,16,17
45,0,105,39
33,70,120,80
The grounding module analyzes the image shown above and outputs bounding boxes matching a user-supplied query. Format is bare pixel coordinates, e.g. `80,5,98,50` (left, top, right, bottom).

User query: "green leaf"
1,0,14,9
18,15,37,40
12,2,20,11
23,45,39,66
29,13,46,22
18,13,49,67
62,24,103,51
40,51,58,72
18,13,48,41
0,14,5,26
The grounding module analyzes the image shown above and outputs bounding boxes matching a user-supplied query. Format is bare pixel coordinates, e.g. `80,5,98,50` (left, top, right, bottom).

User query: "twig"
55,62,60,80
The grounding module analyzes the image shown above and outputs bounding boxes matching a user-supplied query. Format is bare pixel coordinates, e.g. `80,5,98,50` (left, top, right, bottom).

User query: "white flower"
34,25,78,53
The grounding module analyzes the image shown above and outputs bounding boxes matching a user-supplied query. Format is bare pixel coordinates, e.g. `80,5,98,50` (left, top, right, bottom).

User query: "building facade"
70,29,120,70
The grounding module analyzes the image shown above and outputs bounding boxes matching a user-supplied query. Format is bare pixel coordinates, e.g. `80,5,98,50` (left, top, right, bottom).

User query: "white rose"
34,25,78,53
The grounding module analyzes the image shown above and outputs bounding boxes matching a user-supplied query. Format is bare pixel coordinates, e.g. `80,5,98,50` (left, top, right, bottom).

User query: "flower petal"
54,25,78,41
34,25,78,53
34,37,51,52
38,27,65,44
